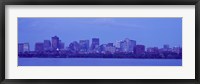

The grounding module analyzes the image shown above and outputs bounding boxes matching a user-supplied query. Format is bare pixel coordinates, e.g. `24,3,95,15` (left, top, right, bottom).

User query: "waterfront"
18,58,182,66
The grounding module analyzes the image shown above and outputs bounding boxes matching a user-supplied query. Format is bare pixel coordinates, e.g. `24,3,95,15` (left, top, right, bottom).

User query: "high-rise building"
18,43,24,53
52,36,59,50
114,41,121,48
59,42,65,50
135,45,145,54
105,46,116,54
91,38,99,50
69,41,80,52
120,41,128,52
147,47,159,53
79,40,89,52
105,43,115,53
35,42,44,52
99,44,107,53
23,43,30,52
18,43,30,53
120,38,136,52
129,40,136,52
44,40,51,51
59,40,65,50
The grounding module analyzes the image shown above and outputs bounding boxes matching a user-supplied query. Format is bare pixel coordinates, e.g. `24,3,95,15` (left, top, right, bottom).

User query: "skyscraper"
23,43,30,52
99,44,107,53
91,38,99,50
79,40,89,52
120,38,136,52
35,42,44,52
147,47,159,53
69,41,80,52
52,36,59,50
114,41,121,48
105,43,116,54
129,40,136,52
135,45,145,54
59,40,65,50
18,43,24,53
44,40,51,51
120,41,128,52
18,43,30,53
59,42,65,50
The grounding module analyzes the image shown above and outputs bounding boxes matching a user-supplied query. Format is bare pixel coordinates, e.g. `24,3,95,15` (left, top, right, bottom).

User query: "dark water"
18,58,182,66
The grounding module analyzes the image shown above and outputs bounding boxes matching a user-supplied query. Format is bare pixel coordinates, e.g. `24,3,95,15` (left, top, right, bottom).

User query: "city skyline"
20,35,182,51
18,36,182,53
18,18,182,51
18,35,182,60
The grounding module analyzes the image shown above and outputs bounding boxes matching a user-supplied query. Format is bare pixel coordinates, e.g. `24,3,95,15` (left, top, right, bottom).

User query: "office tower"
99,44,107,53
105,47,116,54
44,40,51,51
18,43,24,53
153,47,159,53
23,43,30,52
114,41,121,48
120,41,128,52
52,36,59,50
120,38,136,52
18,43,30,53
129,40,136,52
91,38,100,51
135,45,145,54
59,40,65,50
147,47,159,53
147,47,153,52
104,43,115,53
35,42,44,52
105,46,116,54
79,40,89,52
59,42,65,50
69,41,80,52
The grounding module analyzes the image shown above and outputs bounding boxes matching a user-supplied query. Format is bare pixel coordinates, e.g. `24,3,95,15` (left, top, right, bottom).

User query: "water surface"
18,58,182,66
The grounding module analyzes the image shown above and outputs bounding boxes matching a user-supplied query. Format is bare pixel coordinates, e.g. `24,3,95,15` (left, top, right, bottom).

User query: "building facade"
18,43,30,53
91,38,100,51
120,38,136,52
51,36,59,51
35,42,44,52
69,41,80,52
135,45,145,54
79,40,89,52
44,40,51,51
59,40,65,50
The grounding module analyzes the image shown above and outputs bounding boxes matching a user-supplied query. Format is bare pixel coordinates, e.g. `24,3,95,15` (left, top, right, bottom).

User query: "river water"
18,58,182,66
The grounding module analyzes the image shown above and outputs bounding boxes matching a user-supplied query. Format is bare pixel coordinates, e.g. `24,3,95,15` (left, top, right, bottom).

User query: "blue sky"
18,18,182,51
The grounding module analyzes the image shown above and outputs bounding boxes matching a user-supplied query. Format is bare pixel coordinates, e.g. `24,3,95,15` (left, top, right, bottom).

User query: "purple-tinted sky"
18,18,182,51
